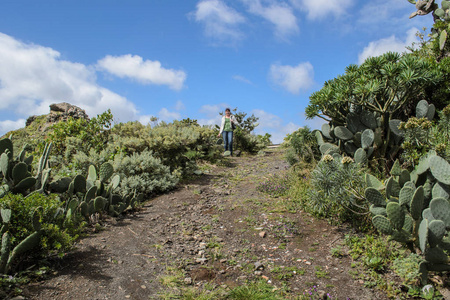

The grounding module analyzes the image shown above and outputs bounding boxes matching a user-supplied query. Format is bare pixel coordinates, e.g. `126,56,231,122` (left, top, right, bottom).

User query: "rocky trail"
23,148,387,300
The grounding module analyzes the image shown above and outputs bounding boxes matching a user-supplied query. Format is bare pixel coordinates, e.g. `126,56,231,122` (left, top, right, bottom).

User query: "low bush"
307,155,370,228
113,150,179,197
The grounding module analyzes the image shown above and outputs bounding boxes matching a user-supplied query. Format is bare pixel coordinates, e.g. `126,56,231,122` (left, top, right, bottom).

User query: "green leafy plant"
307,52,442,172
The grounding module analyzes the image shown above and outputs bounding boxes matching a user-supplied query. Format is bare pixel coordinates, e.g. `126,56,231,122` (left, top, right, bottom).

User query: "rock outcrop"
25,102,89,132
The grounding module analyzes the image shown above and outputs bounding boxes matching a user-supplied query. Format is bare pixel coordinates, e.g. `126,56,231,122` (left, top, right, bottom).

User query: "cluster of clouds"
0,32,187,134
191,0,355,43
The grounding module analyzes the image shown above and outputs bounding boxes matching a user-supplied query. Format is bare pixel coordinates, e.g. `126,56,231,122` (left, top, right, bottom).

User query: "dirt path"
23,148,387,299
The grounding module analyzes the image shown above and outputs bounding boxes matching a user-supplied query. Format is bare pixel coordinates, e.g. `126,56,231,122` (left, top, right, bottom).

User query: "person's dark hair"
225,108,231,112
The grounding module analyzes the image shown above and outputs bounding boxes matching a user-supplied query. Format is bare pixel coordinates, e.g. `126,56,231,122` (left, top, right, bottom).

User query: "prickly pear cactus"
364,152,450,284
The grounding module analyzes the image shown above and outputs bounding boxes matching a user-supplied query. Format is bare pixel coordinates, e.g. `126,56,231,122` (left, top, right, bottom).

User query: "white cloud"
269,62,314,94
358,27,419,64
199,103,229,118
97,54,186,90
290,0,354,20
197,103,229,128
0,32,139,136
232,75,253,84
251,109,300,144
175,100,186,111
358,0,411,25
0,119,26,135
191,0,245,43
158,108,181,122
242,0,299,39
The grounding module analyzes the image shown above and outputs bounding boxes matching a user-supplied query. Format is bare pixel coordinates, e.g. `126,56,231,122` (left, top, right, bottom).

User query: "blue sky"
0,0,435,143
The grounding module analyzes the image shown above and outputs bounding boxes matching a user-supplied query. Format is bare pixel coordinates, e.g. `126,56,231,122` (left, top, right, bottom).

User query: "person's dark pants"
222,131,233,155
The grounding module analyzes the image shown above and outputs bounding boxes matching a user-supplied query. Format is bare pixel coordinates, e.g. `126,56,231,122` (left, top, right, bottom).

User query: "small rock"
196,257,208,264
259,231,267,238
305,261,311,265
318,290,327,299
184,277,193,285
254,261,265,271
254,271,262,276
141,285,146,289
262,275,269,280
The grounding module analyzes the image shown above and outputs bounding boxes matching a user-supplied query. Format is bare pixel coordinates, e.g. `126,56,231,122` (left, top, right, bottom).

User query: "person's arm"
231,115,239,127
218,116,225,136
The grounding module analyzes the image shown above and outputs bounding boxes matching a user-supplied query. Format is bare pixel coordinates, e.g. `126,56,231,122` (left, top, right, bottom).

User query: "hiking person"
217,108,238,156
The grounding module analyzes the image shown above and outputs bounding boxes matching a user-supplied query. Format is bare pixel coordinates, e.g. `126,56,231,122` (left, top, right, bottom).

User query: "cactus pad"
344,142,357,155
334,126,353,141
361,129,374,150
372,215,394,235
430,197,450,227
315,131,324,145
94,196,106,212
365,187,386,206
320,143,339,155
403,181,416,190
399,170,410,187
360,111,377,129
416,100,429,118
321,123,332,140
12,162,29,185
386,202,405,230
390,159,401,176
419,218,429,253
0,153,9,178
72,175,87,194
432,182,450,200
428,219,446,247
110,174,120,190
365,174,384,190
403,214,414,233
1,209,11,224
0,138,13,158
389,119,404,137
425,247,449,264
99,162,114,182
422,208,435,221
6,230,42,273
410,186,424,221
12,177,36,194
87,165,97,182
429,155,450,185
426,104,435,120
84,186,98,203
369,205,387,216
399,186,414,207
354,148,367,165
390,229,412,243
386,177,401,198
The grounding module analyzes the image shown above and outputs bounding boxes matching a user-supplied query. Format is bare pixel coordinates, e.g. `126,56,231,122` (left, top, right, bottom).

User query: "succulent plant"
0,208,42,274
365,151,450,284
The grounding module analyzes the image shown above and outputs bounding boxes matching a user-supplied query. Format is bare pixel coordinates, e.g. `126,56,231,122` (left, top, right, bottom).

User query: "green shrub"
0,193,75,257
283,126,319,165
113,150,179,196
145,121,221,174
48,109,113,158
307,155,370,228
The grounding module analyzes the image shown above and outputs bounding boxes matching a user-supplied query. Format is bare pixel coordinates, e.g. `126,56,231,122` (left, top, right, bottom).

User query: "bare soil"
22,148,388,300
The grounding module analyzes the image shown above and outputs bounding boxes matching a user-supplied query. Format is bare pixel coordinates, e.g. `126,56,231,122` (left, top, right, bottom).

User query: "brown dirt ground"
22,147,388,300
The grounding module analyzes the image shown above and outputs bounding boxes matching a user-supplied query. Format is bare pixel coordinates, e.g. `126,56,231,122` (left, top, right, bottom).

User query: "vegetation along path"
24,148,386,300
